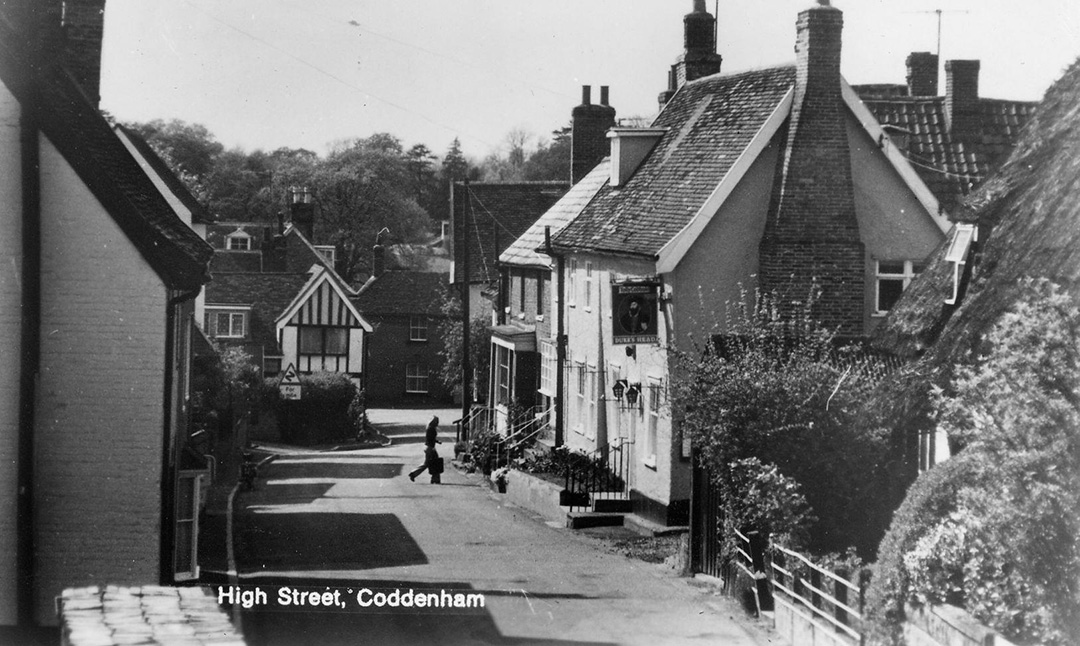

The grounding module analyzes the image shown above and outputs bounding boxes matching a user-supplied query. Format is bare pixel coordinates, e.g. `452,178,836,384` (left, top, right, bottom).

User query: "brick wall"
364,314,450,405
759,3,865,336
0,79,23,626
35,140,167,625
571,86,616,185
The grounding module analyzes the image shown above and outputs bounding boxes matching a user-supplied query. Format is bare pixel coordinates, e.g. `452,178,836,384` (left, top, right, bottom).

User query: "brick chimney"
759,0,865,337
62,0,107,106
660,0,723,109
945,59,980,136
288,186,315,241
571,85,617,185
906,51,938,97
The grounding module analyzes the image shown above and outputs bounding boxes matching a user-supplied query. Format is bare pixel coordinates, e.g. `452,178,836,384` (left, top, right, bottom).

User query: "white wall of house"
0,78,24,626
35,137,167,625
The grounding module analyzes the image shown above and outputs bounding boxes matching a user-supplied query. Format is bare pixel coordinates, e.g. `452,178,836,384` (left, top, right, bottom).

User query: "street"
229,408,768,646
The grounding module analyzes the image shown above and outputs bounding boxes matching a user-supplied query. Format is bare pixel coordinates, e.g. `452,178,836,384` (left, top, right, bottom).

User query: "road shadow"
238,577,618,646
236,512,428,572
267,460,403,480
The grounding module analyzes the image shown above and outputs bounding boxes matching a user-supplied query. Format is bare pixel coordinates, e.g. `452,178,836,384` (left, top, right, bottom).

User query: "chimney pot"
600,86,609,106
581,85,591,105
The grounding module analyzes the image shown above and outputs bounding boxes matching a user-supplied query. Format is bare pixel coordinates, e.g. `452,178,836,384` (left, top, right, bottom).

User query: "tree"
867,278,1080,646
405,143,440,218
435,291,491,402
442,137,470,183
523,124,571,182
670,287,894,555
311,133,433,281
126,119,224,201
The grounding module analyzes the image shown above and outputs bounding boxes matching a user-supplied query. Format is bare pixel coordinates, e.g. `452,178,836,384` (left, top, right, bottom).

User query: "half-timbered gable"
277,268,372,377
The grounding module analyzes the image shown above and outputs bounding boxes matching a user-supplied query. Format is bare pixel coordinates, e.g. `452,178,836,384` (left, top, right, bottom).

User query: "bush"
866,279,1080,646
263,372,359,445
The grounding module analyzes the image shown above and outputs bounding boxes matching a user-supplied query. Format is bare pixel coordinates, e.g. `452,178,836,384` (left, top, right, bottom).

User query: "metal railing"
492,406,554,470
769,543,866,644
454,405,494,443
563,438,631,512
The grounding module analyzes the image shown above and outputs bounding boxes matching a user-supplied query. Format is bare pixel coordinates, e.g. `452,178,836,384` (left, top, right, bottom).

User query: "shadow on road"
238,577,618,646
236,512,428,572
267,460,403,480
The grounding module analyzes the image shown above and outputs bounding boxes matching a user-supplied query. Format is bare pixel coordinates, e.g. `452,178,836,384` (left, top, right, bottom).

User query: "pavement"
206,407,773,646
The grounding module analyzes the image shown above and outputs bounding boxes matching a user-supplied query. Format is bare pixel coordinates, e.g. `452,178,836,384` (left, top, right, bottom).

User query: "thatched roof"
866,56,1080,456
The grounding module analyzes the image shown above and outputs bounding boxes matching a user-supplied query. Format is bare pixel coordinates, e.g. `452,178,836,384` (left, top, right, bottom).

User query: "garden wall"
504,470,567,525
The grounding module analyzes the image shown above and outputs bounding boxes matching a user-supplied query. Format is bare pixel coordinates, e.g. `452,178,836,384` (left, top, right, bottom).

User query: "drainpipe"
545,227,564,447
160,287,202,584
18,53,43,628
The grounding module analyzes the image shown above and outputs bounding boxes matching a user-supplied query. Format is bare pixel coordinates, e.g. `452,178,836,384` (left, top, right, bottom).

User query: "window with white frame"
298,326,349,355
209,310,247,339
587,364,597,440
315,245,336,264
645,379,662,468
875,260,921,315
495,345,512,405
409,316,428,341
225,232,251,251
575,362,587,431
174,471,202,581
568,258,577,307
539,341,555,395
944,224,977,305
584,261,593,310
405,363,429,393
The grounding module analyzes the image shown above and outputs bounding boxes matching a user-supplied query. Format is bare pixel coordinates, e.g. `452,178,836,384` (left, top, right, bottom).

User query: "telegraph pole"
460,180,472,431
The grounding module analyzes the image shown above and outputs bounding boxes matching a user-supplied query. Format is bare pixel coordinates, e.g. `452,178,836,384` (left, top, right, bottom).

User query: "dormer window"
945,224,978,305
315,245,336,264
226,231,251,251
875,260,922,315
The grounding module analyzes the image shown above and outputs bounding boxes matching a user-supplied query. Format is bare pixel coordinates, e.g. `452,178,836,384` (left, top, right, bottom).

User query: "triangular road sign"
279,363,302,387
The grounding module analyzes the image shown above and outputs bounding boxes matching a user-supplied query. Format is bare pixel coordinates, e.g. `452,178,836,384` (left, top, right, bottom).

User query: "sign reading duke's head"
612,282,659,345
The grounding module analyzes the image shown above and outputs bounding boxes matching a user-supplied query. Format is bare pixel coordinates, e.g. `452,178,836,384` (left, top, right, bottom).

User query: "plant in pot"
492,466,511,493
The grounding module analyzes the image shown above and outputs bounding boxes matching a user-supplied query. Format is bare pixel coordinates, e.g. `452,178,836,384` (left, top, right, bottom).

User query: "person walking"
409,416,442,483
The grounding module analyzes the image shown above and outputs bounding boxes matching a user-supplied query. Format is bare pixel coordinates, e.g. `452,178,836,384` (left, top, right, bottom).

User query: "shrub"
263,371,359,445
866,279,1080,646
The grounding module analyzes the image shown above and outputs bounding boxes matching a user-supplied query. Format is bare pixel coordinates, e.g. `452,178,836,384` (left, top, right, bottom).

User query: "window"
299,326,349,355
537,271,545,318
944,224,977,305
645,380,662,468
409,316,428,342
225,233,250,251
405,364,429,393
174,471,203,581
539,341,555,395
587,364,597,440
212,311,246,338
875,260,921,315
568,259,577,307
263,357,282,376
315,245,336,264
584,261,593,310
519,271,527,314
495,345,512,405
576,363,587,432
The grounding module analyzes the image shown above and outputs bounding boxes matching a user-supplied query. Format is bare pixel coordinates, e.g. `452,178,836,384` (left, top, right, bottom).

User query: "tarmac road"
230,407,769,646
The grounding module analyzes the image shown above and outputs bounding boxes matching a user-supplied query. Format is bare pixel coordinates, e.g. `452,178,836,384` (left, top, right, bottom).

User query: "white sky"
100,0,1080,160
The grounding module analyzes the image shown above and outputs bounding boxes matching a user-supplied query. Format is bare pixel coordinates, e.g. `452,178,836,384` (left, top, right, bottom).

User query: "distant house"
0,0,213,627
872,57,1080,473
500,0,957,527
201,191,371,382
353,244,454,405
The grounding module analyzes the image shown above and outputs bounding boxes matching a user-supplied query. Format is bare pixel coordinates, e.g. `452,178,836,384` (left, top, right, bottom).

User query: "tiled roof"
452,182,569,284
0,18,212,290
353,270,450,317
210,252,263,273
874,57,1080,361
500,161,611,269
115,124,211,224
205,272,312,352
858,94,1035,214
552,66,796,257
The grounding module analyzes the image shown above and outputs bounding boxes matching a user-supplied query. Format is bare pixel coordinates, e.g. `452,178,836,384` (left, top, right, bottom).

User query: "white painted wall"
35,136,167,625
0,78,24,627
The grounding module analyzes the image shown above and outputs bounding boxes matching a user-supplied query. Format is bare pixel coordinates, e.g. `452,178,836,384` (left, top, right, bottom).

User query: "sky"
99,0,1080,161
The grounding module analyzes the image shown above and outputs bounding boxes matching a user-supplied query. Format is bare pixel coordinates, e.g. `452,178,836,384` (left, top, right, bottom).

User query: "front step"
592,498,633,513
566,512,625,529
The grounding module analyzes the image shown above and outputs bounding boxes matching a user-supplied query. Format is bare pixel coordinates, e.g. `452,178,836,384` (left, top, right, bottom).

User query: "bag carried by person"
429,456,445,475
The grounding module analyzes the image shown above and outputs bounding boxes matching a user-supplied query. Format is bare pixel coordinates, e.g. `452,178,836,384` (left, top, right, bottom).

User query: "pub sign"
611,281,659,345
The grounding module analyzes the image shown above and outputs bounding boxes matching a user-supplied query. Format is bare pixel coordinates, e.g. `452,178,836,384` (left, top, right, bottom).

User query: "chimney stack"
571,85,617,185
62,0,107,106
288,186,316,241
670,0,723,92
906,51,938,97
759,1,865,337
945,59,981,135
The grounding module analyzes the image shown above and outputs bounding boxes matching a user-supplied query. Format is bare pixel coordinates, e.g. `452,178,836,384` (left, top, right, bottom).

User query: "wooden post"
747,531,774,612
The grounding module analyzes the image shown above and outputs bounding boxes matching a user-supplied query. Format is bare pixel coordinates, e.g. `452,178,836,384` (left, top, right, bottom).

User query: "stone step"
566,512,625,529
592,498,633,514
